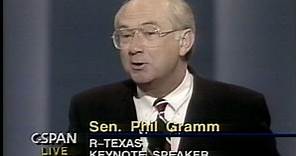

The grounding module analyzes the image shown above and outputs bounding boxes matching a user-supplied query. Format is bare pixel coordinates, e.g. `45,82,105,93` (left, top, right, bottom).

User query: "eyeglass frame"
111,24,189,50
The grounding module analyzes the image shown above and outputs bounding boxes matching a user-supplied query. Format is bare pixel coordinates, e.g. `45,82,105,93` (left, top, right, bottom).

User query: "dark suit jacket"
68,74,279,156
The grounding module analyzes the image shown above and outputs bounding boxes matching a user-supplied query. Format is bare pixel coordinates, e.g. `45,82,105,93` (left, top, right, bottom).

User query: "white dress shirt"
133,69,194,151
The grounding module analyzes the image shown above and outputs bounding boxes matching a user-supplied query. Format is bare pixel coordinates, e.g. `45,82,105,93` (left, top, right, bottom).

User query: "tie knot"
153,98,168,112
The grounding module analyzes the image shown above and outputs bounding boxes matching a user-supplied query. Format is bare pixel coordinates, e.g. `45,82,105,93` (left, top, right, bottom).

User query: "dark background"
4,0,296,155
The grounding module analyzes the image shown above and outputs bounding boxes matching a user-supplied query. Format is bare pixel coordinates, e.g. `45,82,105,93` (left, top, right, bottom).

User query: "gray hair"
167,0,196,34
167,0,196,60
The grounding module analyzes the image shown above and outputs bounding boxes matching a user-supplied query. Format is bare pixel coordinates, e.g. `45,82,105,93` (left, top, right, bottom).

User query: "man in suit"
68,0,279,155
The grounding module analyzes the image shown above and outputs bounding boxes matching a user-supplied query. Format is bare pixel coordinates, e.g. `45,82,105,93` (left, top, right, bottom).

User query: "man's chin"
131,78,152,85
130,75,153,85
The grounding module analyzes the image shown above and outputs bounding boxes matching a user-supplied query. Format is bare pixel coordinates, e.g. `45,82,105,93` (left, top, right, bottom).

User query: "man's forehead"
126,0,170,9
116,0,172,28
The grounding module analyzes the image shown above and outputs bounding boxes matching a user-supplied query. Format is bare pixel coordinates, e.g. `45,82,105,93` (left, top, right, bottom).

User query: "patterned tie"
147,98,171,154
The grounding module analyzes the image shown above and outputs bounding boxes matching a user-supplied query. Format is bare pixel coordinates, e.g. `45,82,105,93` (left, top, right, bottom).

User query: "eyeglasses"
112,24,185,49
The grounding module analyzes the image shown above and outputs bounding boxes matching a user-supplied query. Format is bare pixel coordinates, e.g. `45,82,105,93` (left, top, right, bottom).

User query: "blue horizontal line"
87,132,296,138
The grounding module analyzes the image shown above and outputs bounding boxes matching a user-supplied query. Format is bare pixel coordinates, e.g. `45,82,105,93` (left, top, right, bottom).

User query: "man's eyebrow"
141,21,159,26
116,25,128,29
117,21,159,29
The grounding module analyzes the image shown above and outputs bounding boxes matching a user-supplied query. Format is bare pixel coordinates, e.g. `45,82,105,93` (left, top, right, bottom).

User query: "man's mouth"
132,62,144,66
131,62,146,70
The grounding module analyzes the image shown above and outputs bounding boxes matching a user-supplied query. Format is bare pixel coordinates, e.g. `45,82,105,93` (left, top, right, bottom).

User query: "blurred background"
4,0,296,155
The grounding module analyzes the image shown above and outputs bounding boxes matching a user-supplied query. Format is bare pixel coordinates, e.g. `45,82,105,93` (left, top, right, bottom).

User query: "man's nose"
128,31,144,55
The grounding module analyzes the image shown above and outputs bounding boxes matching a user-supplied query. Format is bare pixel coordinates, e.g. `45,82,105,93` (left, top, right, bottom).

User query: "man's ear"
179,29,195,57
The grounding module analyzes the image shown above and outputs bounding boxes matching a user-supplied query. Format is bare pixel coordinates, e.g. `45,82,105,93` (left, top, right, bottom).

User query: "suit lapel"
184,75,211,122
179,75,213,150
122,80,138,124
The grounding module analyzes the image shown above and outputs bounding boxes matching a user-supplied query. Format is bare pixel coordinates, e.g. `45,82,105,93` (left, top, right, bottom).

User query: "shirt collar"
136,69,193,111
